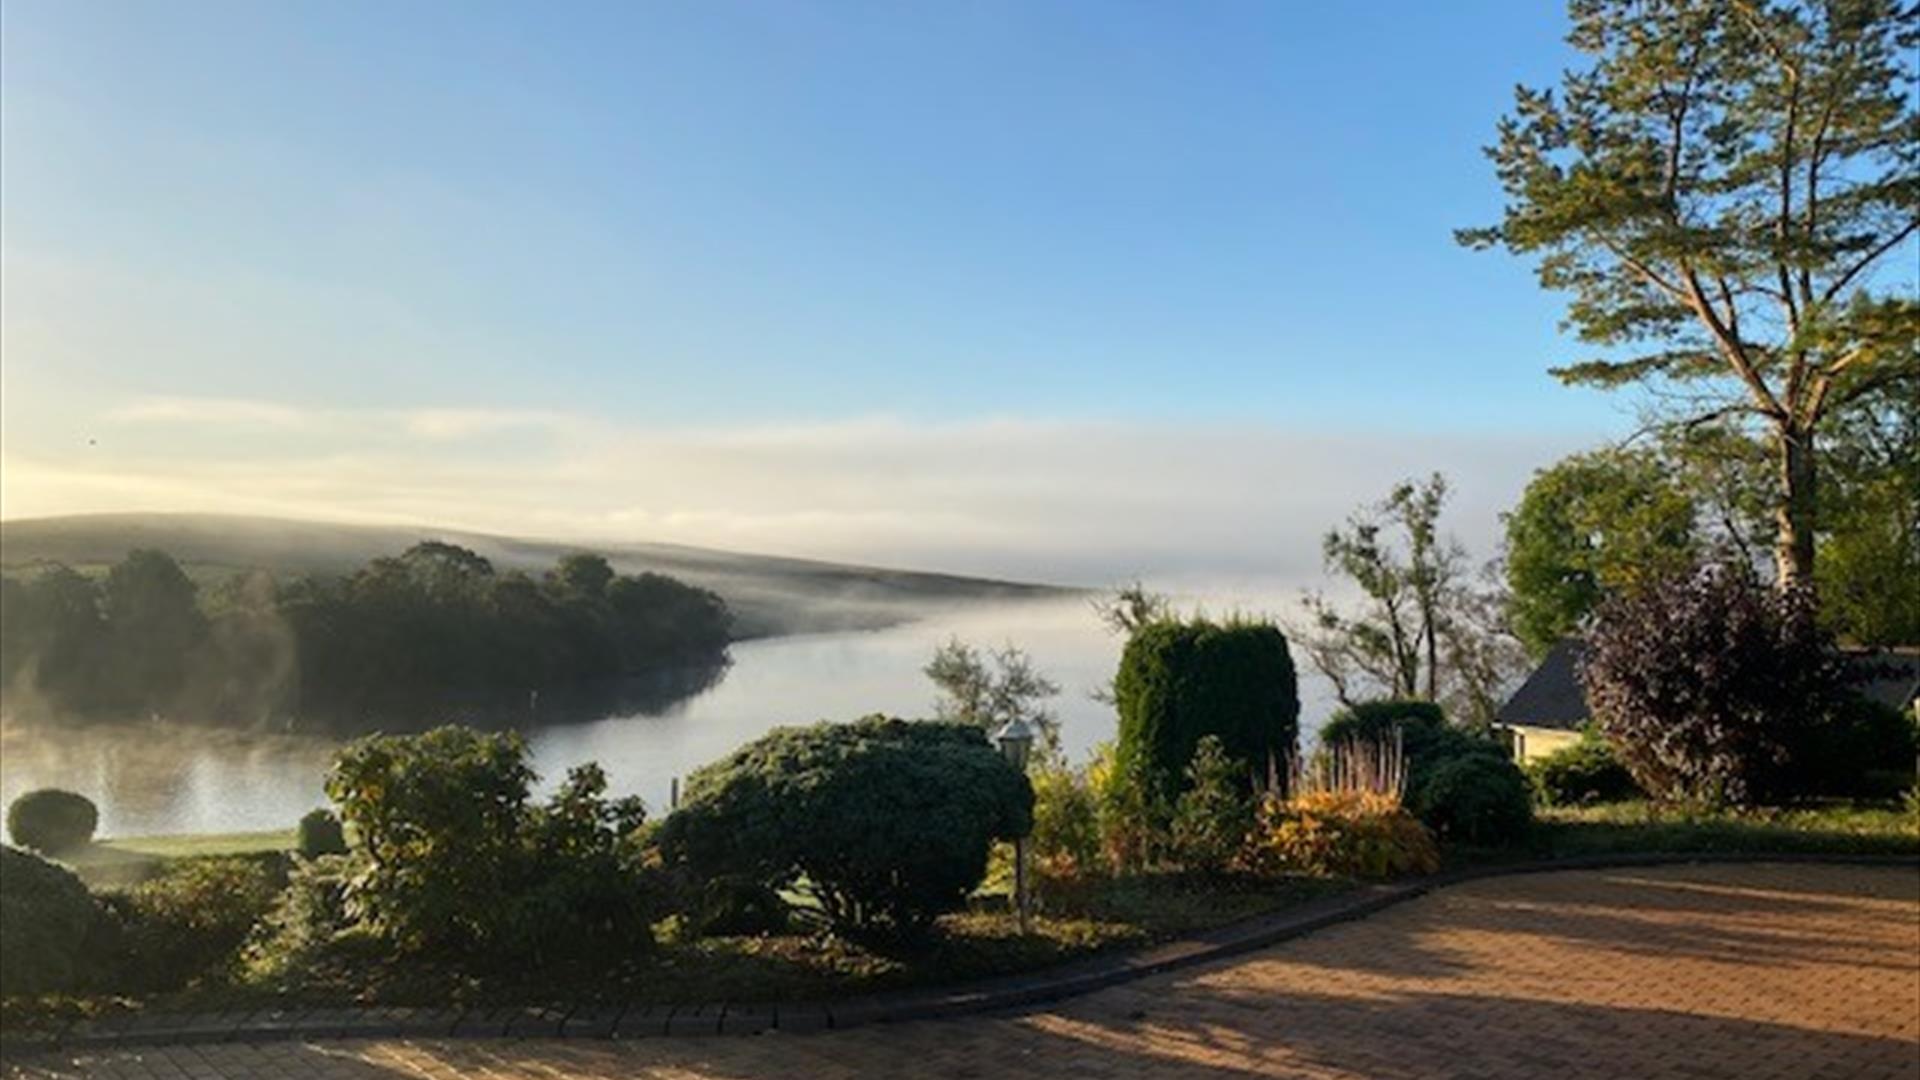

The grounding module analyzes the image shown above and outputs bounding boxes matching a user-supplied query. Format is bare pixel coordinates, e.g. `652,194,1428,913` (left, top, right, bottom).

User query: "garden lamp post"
993,717,1035,933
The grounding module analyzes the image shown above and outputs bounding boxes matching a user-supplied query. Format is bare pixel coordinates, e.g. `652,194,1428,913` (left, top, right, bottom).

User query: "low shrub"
1412,754,1534,846
101,856,285,993
246,853,358,981
1168,736,1254,874
1242,792,1438,879
325,726,657,965
6,789,99,856
1029,761,1104,883
657,716,1032,937
297,808,349,858
1795,695,1919,800
688,877,791,937
1089,743,1172,873
0,845,113,996
1527,734,1641,807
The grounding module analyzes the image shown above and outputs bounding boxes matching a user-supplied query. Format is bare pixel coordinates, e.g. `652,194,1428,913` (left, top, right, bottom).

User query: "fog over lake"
0,590,1345,838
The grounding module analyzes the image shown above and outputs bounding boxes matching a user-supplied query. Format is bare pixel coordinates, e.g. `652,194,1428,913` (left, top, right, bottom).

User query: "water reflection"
1,594,1338,837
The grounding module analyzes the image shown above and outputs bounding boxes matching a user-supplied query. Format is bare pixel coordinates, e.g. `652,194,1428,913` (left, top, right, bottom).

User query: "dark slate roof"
1495,639,1589,731
1496,640,1920,732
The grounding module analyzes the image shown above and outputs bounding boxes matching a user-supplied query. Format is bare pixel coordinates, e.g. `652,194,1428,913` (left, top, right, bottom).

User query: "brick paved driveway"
11,862,1918,1079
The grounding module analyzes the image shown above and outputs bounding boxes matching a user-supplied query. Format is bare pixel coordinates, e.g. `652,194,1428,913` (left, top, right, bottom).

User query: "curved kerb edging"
10,851,1916,1053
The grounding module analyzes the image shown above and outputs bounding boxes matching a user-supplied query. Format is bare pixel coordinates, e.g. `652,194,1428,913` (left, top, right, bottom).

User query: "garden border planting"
5,850,1912,1055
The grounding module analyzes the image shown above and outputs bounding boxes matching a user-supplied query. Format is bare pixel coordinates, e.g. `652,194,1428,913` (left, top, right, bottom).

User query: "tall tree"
1504,447,1701,655
1461,0,1919,585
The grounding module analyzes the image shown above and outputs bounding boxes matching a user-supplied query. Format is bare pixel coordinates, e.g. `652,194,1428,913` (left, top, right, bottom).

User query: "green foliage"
1169,736,1254,874
1411,755,1534,846
1795,693,1920,800
101,856,284,992
1815,390,1920,645
325,726,655,963
924,638,1061,755
1028,761,1103,884
246,854,357,981
657,716,1032,937
1584,565,1851,806
1526,733,1641,807
1461,0,1919,583
1504,449,1698,656
297,809,348,858
0,845,112,996
6,788,99,855
1114,617,1299,806
1242,792,1439,880
1322,700,1531,845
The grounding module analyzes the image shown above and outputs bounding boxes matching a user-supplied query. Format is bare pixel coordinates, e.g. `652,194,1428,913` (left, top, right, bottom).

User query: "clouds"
1,395,1590,585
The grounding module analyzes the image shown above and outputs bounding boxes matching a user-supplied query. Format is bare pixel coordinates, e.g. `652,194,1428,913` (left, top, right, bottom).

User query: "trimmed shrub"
0,845,113,996
1321,699,1529,843
297,808,348,858
1527,734,1641,807
1583,566,1850,805
656,716,1032,936
1795,694,1920,800
1242,792,1438,880
6,789,99,856
1169,736,1255,874
102,856,284,992
1412,754,1533,845
1115,618,1299,805
325,726,656,963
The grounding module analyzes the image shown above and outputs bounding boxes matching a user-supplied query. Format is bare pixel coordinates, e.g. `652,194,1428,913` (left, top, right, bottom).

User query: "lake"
0,592,1341,837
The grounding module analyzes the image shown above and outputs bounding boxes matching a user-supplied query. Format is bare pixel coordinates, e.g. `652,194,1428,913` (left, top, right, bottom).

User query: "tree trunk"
1774,423,1818,586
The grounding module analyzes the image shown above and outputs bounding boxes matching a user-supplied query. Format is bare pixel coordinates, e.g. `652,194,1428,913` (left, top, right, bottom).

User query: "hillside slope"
0,513,1071,637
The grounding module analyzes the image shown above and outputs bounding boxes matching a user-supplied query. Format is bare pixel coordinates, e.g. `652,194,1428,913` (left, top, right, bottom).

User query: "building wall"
1503,724,1582,763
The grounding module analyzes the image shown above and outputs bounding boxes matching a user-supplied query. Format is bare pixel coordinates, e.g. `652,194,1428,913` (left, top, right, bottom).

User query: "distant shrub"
1411,754,1533,846
102,856,284,992
1243,792,1438,880
1321,699,1525,841
1527,734,1641,807
297,809,349,858
0,845,113,996
6,789,99,856
1169,736,1255,874
246,854,357,981
657,716,1032,937
1029,761,1104,883
1583,566,1849,805
1115,618,1299,805
325,726,656,963
1795,695,1920,799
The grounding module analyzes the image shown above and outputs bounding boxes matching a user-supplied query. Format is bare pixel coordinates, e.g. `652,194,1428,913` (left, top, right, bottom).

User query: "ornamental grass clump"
1242,736,1438,880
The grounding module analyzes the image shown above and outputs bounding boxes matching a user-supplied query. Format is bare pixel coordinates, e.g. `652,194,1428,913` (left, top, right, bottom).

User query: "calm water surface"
0,594,1338,837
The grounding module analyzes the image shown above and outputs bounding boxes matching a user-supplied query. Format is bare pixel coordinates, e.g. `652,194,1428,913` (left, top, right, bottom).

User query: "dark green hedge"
1114,619,1299,803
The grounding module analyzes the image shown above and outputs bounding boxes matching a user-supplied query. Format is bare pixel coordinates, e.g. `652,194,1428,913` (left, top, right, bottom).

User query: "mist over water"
1,588,1341,837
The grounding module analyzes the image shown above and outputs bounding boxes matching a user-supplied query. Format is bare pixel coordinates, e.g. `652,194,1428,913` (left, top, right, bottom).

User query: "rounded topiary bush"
1114,618,1299,804
1411,753,1533,846
0,845,112,995
657,715,1032,937
297,808,348,858
6,789,99,856
1526,734,1640,807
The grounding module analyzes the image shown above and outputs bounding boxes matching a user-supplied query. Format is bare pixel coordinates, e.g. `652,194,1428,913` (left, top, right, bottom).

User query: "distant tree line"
0,544,732,726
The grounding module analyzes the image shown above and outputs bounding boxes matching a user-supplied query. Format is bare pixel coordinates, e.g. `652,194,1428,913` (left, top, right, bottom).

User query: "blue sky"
0,1,1628,579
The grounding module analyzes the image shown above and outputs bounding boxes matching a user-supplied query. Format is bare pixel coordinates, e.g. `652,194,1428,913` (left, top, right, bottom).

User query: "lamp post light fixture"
993,717,1037,933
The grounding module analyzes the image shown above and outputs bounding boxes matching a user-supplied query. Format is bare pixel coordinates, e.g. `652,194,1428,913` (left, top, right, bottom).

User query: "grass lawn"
1533,799,1919,857
60,830,295,889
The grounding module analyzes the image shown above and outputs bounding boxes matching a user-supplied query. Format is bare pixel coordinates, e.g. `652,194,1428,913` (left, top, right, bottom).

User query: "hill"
0,513,1071,638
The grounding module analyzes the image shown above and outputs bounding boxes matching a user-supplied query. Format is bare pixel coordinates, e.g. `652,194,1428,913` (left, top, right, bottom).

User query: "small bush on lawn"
1242,792,1438,880
297,808,348,858
101,856,284,992
325,726,657,964
1322,699,1530,843
1412,754,1534,845
1114,618,1299,806
1090,742,1173,873
0,845,115,996
657,715,1032,938
6,789,99,856
1527,733,1641,807
1583,564,1850,805
1169,736,1254,874
1029,760,1104,884
247,854,357,980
